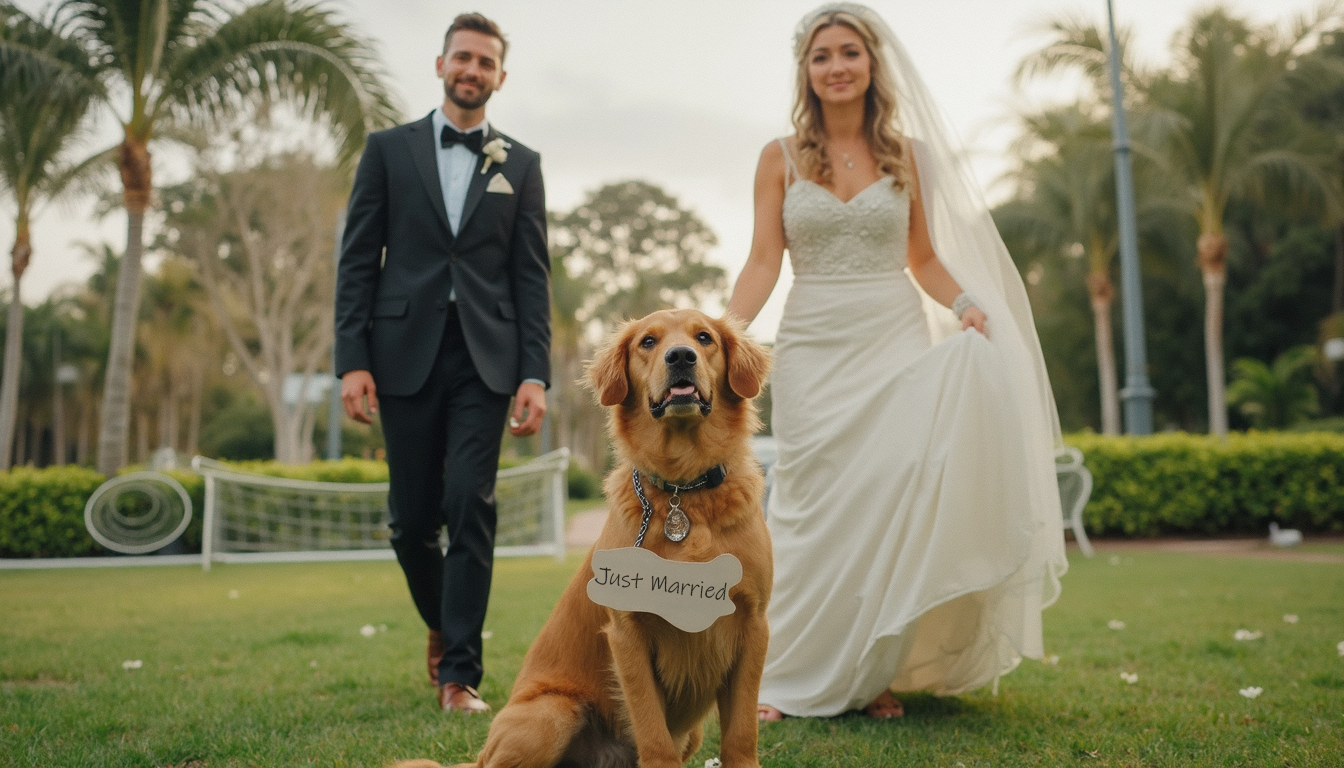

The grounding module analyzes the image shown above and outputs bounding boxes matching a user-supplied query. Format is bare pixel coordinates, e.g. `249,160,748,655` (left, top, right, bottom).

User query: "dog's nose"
665,346,697,366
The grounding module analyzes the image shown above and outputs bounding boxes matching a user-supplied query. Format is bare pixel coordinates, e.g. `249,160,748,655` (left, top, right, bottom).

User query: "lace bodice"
780,142,910,277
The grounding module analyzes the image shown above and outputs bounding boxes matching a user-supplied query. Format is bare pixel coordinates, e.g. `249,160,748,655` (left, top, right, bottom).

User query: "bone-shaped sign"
586,547,743,633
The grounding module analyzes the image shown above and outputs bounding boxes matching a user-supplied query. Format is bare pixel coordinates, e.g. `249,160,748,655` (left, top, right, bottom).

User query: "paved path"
566,510,1343,564
1087,537,1344,564
566,508,608,550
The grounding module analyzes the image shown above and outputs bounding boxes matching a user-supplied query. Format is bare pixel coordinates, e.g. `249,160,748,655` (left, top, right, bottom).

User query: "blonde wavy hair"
792,10,909,191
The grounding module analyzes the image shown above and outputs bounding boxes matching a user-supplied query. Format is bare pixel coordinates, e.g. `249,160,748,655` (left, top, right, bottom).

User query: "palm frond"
157,0,400,163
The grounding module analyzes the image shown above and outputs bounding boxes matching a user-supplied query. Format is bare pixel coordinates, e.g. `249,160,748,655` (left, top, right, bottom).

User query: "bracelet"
952,292,979,320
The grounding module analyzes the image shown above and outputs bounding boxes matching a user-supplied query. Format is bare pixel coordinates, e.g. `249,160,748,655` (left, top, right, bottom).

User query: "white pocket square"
486,174,514,194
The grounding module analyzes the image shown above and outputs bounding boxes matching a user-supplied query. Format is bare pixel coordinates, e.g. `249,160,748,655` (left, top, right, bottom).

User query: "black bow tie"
440,125,483,153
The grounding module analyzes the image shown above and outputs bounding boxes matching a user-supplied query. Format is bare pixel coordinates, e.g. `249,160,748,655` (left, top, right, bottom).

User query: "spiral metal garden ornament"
84,472,193,554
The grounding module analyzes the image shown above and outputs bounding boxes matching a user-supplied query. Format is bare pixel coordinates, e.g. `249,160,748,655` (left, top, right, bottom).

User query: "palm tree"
1227,345,1320,428
998,107,1125,433
37,0,400,474
0,3,103,470
1017,6,1340,436
1144,7,1339,435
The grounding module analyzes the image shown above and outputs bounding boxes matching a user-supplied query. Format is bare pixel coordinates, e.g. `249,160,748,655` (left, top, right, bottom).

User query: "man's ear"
586,322,634,407
716,317,771,400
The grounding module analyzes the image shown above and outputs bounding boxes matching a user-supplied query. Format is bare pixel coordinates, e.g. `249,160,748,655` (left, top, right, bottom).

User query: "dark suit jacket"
335,113,551,397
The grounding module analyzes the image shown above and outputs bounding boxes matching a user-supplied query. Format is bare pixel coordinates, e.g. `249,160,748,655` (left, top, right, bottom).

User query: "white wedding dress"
758,145,1061,716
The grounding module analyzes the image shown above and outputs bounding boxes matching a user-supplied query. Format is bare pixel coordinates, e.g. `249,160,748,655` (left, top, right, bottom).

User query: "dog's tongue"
670,385,696,397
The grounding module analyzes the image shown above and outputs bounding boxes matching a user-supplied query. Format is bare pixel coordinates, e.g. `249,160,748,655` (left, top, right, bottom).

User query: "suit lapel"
456,125,495,236
406,113,454,238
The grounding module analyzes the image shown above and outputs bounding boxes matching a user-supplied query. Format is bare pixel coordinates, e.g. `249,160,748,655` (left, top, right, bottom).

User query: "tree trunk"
1087,270,1121,435
52,336,65,466
1198,232,1229,437
14,411,27,466
97,134,153,475
0,224,31,470
76,390,91,466
186,367,202,456
136,411,150,464
1334,222,1343,315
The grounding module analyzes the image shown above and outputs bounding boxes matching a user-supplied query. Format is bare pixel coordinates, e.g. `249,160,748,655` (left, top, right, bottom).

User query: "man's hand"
509,381,546,437
341,370,379,425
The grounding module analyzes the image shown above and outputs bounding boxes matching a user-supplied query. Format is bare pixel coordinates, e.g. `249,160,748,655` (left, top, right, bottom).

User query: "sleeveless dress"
758,143,1054,716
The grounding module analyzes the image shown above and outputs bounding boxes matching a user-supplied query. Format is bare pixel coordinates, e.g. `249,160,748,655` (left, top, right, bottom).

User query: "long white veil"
795,3,1068,608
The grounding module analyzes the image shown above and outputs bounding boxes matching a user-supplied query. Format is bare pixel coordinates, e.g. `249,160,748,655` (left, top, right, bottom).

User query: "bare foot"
863,690,904,719
757,704,784,721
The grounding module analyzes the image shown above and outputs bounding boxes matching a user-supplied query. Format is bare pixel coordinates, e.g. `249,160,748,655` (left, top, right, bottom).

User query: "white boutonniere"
481,137,510,174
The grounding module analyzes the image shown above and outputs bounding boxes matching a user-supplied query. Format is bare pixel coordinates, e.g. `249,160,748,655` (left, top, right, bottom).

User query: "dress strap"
778,138,800,189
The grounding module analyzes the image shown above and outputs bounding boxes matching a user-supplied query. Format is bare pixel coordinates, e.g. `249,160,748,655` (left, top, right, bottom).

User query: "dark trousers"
379,307,511,689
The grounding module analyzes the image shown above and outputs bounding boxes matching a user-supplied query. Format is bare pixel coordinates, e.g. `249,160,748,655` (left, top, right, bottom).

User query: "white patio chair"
1055,446,1095,557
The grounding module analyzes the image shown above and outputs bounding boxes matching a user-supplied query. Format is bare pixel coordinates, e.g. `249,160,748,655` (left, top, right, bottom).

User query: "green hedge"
0,466,107,558
1067,432,1344,536
5,434,1341,558
0,456,581,559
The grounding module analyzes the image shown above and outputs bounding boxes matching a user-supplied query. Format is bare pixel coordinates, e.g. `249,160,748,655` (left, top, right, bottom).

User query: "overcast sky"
2,0,1324,339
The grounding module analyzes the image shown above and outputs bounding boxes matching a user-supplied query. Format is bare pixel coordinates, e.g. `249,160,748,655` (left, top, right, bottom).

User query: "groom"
335,12,550,713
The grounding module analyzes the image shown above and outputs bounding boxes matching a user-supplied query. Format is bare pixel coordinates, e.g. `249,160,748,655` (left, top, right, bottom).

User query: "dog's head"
586,309,771,469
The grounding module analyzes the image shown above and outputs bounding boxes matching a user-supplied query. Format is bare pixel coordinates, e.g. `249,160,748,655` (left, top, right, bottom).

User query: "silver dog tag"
664,507,690,542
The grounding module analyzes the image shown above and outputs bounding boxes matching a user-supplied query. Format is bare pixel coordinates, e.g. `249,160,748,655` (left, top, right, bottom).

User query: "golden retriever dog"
397,308,772,768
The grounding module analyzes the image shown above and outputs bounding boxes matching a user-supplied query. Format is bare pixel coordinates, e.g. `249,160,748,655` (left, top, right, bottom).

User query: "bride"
726,3,1068,720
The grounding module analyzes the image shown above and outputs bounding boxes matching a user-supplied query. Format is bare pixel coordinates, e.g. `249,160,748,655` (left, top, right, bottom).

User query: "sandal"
757,704,784,721
862,690,904,719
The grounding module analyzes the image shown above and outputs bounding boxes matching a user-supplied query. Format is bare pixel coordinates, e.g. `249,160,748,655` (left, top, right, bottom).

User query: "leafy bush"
567,465,602,500
0,466,106,558
1067,432,1344,536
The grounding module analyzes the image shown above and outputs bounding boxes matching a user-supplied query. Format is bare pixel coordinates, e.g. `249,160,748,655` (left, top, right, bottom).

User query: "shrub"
1067,432,1344,536
567,465,602,500
0,466,106,558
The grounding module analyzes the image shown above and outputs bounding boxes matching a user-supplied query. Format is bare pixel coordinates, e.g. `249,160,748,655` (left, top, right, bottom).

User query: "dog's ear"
717,316,771,400
586,322,634,406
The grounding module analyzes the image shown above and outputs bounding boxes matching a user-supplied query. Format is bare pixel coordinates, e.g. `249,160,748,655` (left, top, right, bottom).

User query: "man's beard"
445,77,493,110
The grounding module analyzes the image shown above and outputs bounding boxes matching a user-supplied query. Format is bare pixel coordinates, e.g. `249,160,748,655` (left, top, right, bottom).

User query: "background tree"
162,151,341,463
0,2,102,468
548,180,728,469
1144,6,1339,435
997,107,1126,433
23,0,400,474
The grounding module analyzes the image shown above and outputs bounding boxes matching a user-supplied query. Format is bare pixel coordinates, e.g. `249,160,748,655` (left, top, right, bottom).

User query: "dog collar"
637,465,728,494
630,465,728,547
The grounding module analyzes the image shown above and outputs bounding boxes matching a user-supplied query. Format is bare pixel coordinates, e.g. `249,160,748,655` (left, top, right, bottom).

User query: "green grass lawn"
2,550,1342,767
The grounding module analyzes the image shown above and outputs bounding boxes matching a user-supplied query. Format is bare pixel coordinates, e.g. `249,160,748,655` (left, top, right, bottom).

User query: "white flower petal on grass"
227,590,239,599
1233,629,1263,641
309,660,318,668
359,624,377,638
1120,672,1138,684
1337,640,1344,656
1108,620,1126,630
704,759,722,768
481,631,494,640
122,660,143,670
1239,686,1263,699
1282,614,1299,624
1042,654,1060,665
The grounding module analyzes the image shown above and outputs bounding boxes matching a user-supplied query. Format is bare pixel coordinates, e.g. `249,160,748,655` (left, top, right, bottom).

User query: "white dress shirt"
430,107,486,236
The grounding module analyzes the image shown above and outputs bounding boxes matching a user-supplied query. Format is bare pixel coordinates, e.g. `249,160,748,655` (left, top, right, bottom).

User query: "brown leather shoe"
427,630,445,686
438,682,491,714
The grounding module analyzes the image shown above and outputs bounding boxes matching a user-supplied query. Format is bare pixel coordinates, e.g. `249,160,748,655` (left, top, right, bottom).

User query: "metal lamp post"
1105,0,1156,434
